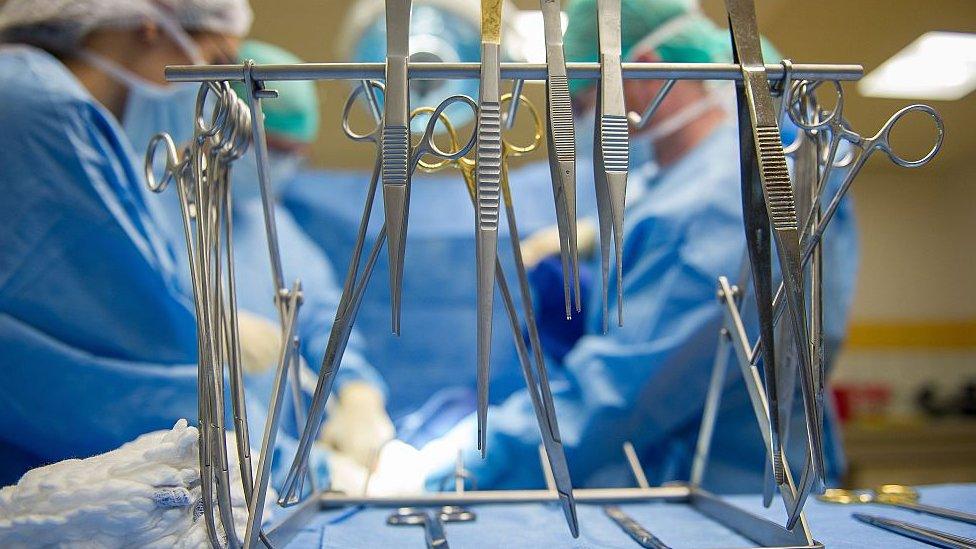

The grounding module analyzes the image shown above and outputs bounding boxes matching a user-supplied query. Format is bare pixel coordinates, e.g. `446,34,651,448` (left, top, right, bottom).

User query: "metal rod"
317,486,690,508
166,62,863,83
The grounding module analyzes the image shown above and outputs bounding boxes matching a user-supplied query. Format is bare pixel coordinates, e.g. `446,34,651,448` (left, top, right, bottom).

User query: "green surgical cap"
563,0,781,96
232,40,320,144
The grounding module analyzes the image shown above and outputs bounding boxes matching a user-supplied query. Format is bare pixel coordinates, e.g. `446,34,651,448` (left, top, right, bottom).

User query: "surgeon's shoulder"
0,46,92,122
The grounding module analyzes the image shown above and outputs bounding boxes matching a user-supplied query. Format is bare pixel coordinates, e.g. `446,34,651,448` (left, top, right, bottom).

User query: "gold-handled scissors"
415,93,580,538
821,485,976,526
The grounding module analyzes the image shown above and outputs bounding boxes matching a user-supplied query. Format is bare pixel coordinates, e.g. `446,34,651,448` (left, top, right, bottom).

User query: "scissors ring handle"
498,92,543,155
412,105,462,172
145,132,180,193
341,80,386,142
876,104,945,168
789,80,843,132
194,81,233,141
416,94,478,162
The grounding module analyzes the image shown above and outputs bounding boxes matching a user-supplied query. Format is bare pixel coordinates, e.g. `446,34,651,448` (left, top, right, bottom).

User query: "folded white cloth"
0,419,266,548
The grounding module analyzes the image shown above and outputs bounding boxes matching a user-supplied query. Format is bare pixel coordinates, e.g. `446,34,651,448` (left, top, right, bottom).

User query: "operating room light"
858,31,976,101
512,10,568,63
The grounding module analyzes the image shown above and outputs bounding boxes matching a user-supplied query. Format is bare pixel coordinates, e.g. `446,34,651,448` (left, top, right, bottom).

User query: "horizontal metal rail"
166,61,862,83
315,485,690,508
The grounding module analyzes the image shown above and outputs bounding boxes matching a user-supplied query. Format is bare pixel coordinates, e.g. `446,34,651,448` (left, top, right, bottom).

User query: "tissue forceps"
593,0,629,334
382,0,413,335
604,506,671,549
416,93,579,537
279,83,478,505
852,513,976,549
725,0,812,509
475,0,505,456
540,0,580,318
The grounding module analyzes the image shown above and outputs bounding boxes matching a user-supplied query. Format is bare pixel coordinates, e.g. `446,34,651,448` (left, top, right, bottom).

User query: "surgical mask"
231,150,304,204
640,90,724,144
77,6,206,151
628,129,657,174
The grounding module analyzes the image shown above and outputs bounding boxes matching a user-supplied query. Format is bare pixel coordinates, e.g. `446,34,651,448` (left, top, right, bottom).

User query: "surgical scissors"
388,508,451,548
416,93,579,537
279,82,478,505
821,486,976,526
594,0,629,333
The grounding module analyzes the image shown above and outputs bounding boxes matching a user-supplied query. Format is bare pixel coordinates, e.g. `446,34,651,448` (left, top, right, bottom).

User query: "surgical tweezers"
725,0,813,502
382,0,413,335
475,0,504,456
540,0,580,317
852,513,976,549
604,506,671,549
593,0,629,333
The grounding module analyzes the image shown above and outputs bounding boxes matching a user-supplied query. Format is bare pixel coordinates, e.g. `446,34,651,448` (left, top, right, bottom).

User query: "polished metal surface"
382,0,413,335
165,61,864,83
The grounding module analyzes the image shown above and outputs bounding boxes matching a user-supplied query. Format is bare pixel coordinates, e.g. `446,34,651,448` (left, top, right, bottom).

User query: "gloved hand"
0,419,274,548
318,381,395,468
237,310,283,375
519,218,598,270
324,440,425,496
520,220,597,363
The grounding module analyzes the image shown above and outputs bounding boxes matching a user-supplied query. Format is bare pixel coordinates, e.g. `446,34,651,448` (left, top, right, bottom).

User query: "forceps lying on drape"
279,82,479,505
416,92,579,537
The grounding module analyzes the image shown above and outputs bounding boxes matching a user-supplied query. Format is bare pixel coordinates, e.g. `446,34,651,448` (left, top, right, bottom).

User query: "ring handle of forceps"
413,106,467,172
145,132,181,193
342,80,386,142
788,80,844,134
194,81,232,141
498,92,543,156
872,103,945,168
411,94,479,164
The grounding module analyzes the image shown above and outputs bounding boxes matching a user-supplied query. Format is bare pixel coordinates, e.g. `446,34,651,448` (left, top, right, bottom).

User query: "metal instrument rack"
158,59,882,549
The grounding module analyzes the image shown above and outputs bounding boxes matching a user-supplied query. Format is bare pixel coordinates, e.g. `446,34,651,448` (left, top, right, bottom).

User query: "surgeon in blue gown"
411,0,859,494
0,1,383,486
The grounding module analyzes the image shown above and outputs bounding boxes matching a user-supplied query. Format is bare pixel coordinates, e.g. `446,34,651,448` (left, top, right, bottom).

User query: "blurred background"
2,0,964,486
242,0,976,488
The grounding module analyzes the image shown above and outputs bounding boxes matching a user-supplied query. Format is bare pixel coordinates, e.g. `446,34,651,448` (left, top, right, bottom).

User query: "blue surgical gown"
426,119,859,494
282,169,598,419
0,46,332,486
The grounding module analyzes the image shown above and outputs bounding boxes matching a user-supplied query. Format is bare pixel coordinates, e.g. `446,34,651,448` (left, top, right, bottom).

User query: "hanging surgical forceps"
145,81,254,549
540,0,580,318
725,0,811,498
475,0,505,456
278,82,478,505
593,0,629,333
383,0,413,335
416,93,579,537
